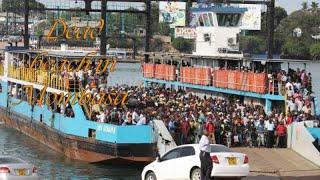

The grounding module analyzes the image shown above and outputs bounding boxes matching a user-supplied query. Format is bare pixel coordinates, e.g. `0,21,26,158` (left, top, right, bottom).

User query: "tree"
302,1,308,10
158,23,170,36
310,43,320,60
172,37,193,53
2,0,45,15
150,38,164,52
311,1,319,13
282,39,310,59
150,3,160,36
274,7,288,27
257,7,287,35
240,36,266,54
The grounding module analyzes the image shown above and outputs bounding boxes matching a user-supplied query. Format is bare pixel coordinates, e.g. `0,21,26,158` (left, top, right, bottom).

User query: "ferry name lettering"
12,85,129,109
97,125,116,134
30,51,117,73
46,19,104,41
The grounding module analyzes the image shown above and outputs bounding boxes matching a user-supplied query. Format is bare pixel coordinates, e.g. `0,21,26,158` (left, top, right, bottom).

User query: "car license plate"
17,169,26,176
227,157,237,165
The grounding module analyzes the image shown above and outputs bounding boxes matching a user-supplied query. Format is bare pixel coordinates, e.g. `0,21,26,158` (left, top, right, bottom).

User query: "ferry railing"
0,63,4,76
8,65,82,93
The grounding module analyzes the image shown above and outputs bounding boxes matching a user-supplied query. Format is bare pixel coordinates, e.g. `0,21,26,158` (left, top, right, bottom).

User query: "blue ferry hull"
0,80,156,163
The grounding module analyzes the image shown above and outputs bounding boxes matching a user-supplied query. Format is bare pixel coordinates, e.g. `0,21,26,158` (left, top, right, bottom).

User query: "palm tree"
301,1,308,10
311,1,319,13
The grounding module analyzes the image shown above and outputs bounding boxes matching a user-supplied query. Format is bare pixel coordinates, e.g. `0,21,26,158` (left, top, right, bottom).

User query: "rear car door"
156,147,183,179
177,146,198,179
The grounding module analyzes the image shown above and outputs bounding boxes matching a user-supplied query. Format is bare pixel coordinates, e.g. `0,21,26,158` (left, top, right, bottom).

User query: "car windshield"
0,157,24,164
210,145,234,152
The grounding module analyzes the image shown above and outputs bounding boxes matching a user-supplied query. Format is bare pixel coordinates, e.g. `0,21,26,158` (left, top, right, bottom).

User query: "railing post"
265,99,272,114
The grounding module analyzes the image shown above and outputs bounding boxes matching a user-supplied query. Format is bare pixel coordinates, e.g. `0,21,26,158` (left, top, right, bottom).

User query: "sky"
276,0,320,14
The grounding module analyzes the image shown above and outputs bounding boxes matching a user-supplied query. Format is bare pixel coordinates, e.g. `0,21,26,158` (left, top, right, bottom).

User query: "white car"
141,144,249,180
0,156,39,180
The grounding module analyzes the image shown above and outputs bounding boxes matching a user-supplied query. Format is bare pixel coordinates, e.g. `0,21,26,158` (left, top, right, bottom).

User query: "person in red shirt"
276,121,287,148
286,113,293,125
181,118,190,144
206,119,215,144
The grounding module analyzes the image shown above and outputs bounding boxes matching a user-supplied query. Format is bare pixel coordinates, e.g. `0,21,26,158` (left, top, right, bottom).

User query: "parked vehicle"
141,144,249,180
0,156,38,179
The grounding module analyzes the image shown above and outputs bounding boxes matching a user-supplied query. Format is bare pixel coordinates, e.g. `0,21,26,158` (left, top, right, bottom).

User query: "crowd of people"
6,53,318,148
52,64,318,148
269,68,315,119
84,84,315,148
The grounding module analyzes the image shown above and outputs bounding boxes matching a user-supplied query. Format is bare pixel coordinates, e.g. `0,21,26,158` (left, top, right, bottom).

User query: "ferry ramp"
233,147,320,180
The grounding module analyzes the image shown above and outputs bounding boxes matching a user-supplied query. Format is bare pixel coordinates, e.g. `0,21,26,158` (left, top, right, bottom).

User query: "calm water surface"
0,62,319,179
0,126,142,179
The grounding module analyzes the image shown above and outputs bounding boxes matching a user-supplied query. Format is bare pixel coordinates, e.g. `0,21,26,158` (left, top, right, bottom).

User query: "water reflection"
0,126,141,179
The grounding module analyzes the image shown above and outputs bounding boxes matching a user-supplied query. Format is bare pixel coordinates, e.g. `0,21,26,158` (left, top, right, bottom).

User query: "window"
189,13,198,27
202,13,211,27
210,145,234,152
204,33,211,42
217,13,241,27
161,148,181,161
198,14,204,26
180,146,195,157
88,128,96,138
208,13,214,26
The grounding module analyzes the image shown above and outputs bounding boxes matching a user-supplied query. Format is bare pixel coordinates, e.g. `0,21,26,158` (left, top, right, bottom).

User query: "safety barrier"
236,71,249,91
213,70,266,94
142,63,155,78
214,70,228,88
144,64,268,94
180,67,211,86
154,64,176,81
227,71,236,89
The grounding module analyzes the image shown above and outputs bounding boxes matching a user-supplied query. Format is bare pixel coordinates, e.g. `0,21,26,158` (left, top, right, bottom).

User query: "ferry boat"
142,4,319,115
0,48,156,164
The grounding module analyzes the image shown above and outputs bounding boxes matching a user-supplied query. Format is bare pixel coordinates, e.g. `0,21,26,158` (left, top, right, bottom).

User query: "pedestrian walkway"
233,147,320,179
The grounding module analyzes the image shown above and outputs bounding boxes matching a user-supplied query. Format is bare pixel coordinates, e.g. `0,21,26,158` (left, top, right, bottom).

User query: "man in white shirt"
199,130,212,180
96,112,105,123
137,114,147,125
266,119,275,148
285,82,294,97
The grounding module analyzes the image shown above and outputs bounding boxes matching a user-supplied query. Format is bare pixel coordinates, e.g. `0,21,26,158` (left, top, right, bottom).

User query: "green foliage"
274,7,288,26
239,36,266,54
302,1,308,10
150,38,164,52
311,1,319,13
2,0,45,14
172,37,193,53
158,23,171,36
281,39,310,59
310,43,320,58
275,7,320,59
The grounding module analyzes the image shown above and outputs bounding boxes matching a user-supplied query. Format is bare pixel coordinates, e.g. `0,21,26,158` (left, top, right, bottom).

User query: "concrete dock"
233,148,320,180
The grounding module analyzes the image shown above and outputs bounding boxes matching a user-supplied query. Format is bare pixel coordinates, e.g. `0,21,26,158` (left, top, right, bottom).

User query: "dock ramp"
287,121,320,167
151,120,176,156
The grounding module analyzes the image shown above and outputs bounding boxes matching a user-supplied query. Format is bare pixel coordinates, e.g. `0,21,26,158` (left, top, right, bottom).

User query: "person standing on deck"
266,119,275,148
199,130,213,180
206,119,215,144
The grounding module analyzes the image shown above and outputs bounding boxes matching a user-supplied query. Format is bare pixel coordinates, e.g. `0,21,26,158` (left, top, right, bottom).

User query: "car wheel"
145,171,157,180
190,168,201,180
